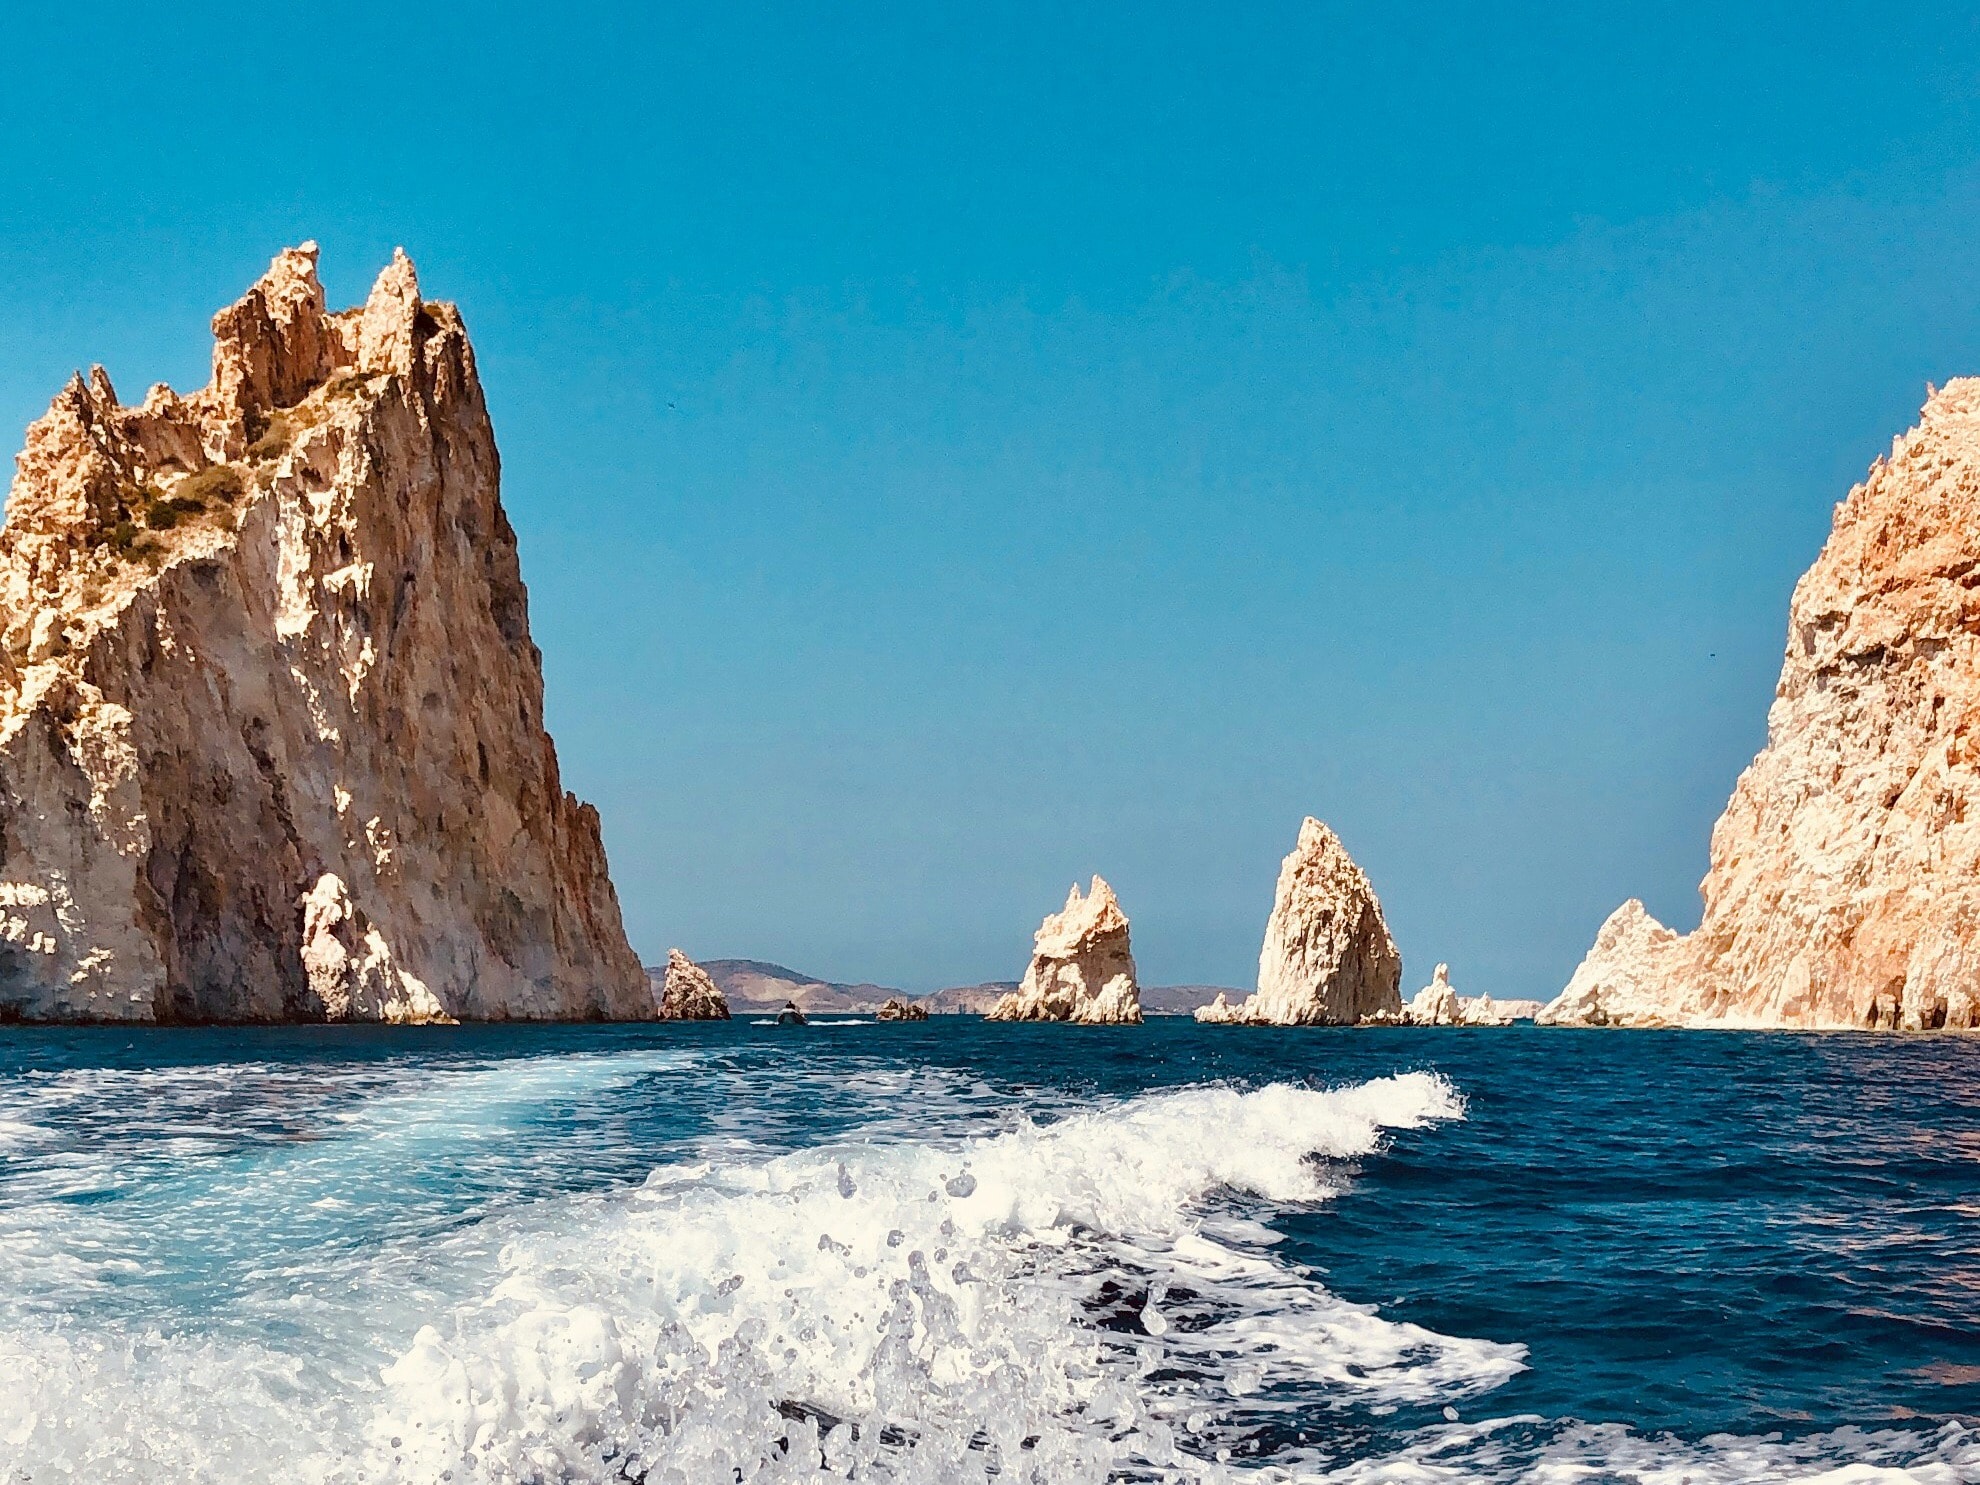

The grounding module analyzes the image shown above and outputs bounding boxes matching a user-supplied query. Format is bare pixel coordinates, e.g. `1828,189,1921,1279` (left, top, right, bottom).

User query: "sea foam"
5,1060,1961,1485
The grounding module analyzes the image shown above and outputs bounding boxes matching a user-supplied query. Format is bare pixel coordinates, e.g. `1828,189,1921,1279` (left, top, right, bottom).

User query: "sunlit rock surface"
986,876,1143,1024
1196,817,1401,1026
656,949,730,1020
1406,964,1462,1025
0,244,647,1022
1544,382,1980,1030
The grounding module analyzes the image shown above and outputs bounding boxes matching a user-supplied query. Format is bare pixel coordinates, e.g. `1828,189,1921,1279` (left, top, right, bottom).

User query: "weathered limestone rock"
874,996,928,1022
1405,964,1461,1025
1543,381,1980,1030
0,243,649,1022
1457,992,1524,1026
1195,817,1401,1026
986,876,1143,1024
656,948,730,1020
1536,900,1692,1027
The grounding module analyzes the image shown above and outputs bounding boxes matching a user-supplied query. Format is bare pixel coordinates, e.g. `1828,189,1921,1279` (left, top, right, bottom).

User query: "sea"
1,1018,1976,1483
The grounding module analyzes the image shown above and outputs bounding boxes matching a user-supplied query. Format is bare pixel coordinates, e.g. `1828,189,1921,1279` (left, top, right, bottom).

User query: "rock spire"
655,949,731,1020
1196,817,1401,1026
986,876,1143,1024
0,243,648,1021
1406,964,1461,1025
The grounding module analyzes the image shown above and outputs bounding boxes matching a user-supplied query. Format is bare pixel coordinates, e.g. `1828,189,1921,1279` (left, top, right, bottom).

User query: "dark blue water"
2,1020,1975,1482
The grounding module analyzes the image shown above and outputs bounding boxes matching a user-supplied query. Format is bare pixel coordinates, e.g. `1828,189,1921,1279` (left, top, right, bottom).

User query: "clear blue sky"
6,4,1980,993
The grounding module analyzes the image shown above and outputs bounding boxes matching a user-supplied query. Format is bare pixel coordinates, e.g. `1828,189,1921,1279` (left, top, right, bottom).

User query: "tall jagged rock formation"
985,876,1143,1024
1542,381,1980,1030
1197,817,1401,1026
654,948,730,1021
0,243,648,1022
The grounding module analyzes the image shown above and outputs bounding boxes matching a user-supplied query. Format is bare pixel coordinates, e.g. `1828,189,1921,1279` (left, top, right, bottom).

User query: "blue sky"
6,4,1980,993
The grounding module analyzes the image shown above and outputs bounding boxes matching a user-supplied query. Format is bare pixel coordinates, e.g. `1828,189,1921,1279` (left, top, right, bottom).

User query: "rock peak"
656,949,731,1021
1197,816,1401,1026
987,873,1142,1024
0,245,647,1023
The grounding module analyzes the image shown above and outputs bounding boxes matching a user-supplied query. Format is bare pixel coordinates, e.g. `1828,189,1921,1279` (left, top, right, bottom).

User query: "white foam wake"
3,1063,1969,1485
358,1072,1510,1483
2,1071,1513,1483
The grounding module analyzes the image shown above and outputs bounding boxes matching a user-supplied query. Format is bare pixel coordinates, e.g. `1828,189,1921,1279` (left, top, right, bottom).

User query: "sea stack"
1196,817,1401,1026
1542,381,1980,1030
0,244,648,1022
655,949,730,1020
1405,964,1461,1025
985,876,1142,1024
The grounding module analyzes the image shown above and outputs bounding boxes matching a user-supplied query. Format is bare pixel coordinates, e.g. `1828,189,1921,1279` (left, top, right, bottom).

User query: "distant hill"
916,982,1018,1015
1139,984,1245,1016
694,959,901,1013
644,958,1242,1018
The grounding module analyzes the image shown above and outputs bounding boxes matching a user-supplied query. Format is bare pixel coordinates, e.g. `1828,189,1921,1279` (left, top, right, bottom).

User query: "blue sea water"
1,1019,1976,1482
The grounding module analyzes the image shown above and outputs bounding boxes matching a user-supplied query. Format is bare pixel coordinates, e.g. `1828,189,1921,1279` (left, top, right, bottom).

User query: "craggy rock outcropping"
1405,964,1462,1025
1196,817,1401,1025
1542,381,1980,1031
0,243,648,1022
1402,965,1525,1026
985,876,1143,1024
874,996,929,1022
655,948,730,1020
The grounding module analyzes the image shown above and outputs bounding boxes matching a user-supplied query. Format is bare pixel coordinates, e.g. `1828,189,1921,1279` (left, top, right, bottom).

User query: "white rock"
1405,964,1461,1025
1196,817,1401,1026
986,876,1143,1024
655,948,730,1021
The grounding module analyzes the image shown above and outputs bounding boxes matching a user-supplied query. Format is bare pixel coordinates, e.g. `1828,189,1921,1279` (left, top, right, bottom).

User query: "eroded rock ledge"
0,243,648,1022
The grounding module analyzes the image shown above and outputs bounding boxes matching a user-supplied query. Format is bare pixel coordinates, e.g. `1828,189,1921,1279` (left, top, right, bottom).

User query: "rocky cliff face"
1543,381,1980,1030
985,876,1143,1024
655,949,730,1020
1197,817,1401,1026
0,243,648,1022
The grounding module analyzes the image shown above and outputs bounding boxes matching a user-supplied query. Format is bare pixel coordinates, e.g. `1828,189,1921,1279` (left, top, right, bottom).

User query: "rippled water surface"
1,1020,1976,1482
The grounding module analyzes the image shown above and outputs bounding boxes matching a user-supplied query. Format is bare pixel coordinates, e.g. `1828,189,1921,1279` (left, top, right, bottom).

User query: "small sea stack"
655,948,731,1020
1196,817,1401,1026
874,997,928,1022
986,876,1143,1024
1406,964,1462,1025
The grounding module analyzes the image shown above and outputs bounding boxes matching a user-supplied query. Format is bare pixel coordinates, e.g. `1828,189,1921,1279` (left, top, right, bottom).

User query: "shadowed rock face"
0,243,648,1022
656,949,730,1020
1545,381,1980,1031
986,876,1143,1025
1197,818,1401,1026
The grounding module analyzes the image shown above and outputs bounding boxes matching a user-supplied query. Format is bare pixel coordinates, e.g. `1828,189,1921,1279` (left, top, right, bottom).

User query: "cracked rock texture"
986,876,1143,1024
1543,382,1980,1030
655,948,730,1020
0,243,647,1022
1196,817,1401,1025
